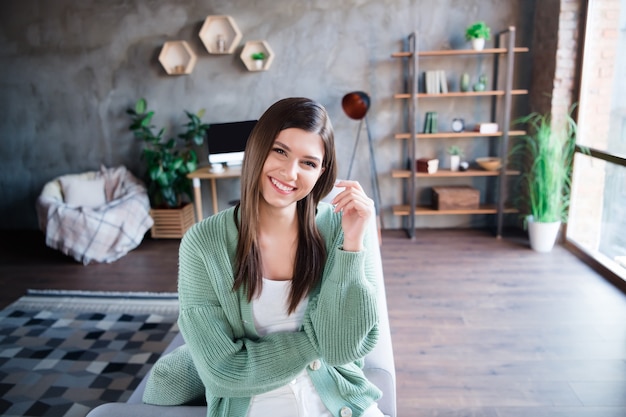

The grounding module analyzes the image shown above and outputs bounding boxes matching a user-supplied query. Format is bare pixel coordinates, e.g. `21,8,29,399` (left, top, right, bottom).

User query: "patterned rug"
0,290,180,417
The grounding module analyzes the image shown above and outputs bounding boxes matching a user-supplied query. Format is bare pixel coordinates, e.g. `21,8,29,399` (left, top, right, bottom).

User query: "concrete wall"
0,0,535,230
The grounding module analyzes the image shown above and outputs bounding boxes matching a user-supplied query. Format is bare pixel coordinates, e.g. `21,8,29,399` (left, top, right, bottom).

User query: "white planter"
254,59,264,70
450,155,461,172
527,216,561,253
471,38,485,51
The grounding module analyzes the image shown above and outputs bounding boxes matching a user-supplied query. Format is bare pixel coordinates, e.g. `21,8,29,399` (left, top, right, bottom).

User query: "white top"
252,278,308,336
248,278,332,417
248,279,383,417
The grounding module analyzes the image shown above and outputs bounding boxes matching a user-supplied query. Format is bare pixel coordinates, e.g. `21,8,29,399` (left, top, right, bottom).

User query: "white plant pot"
471,38,486,51
450,155,461,172
527,216,561,253
254,59,264,70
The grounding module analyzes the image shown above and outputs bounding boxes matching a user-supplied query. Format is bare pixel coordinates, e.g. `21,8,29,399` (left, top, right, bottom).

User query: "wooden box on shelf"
432,186,479,210
149,203,195,239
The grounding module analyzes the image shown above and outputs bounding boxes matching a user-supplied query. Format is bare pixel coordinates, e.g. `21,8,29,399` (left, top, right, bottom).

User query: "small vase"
460,73,470,92
471,38,485,51
450,155,461,172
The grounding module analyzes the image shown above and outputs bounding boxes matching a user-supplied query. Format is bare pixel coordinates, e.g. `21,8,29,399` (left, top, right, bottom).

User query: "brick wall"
559,0,620,249
530,0,582,126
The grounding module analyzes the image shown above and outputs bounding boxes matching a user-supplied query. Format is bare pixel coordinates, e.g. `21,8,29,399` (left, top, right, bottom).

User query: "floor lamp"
341,91,383,229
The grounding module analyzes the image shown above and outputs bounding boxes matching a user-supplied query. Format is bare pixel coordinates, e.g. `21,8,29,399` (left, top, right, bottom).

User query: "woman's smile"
269,176,296,193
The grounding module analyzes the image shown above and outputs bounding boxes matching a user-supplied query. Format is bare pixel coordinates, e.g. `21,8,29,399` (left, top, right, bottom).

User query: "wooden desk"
187,166,241,221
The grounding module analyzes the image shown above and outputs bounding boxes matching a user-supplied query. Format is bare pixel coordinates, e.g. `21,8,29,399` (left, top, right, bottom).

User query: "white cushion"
61,177,107,208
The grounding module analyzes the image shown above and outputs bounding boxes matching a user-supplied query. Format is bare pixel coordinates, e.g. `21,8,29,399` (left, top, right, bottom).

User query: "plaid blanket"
36,166,154,264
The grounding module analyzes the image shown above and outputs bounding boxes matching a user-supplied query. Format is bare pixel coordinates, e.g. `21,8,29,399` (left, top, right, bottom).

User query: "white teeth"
271,177,294,192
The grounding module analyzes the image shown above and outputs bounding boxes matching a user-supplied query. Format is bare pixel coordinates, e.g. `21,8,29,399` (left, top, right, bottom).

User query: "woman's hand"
331,180,374,252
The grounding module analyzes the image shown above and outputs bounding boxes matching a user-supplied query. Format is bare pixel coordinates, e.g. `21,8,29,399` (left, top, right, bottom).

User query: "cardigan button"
340,406,352,417
309,359,322,371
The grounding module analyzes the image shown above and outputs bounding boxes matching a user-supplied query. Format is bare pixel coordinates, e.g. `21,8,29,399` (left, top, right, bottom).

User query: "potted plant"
127,98,210,238
447,145,464,172
465,21,491,51
512,107,581,252
251,51,266,70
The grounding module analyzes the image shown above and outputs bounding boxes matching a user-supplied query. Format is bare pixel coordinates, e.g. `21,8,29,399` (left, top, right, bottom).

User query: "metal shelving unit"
392,27,528,239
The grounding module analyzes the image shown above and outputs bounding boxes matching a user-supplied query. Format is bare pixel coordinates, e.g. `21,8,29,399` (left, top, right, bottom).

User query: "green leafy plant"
447,145,464,157
511,106,583,223
251,52,266,60
465,21,491,40
127,98,209,209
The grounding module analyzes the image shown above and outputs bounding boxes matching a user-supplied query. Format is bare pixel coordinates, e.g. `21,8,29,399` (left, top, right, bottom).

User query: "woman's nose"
281,160,298,179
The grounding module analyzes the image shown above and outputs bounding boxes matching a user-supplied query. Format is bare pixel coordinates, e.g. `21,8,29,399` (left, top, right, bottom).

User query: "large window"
568,0,626,280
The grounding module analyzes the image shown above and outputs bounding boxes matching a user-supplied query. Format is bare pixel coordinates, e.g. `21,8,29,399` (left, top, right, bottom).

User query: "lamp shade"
341,91,370,120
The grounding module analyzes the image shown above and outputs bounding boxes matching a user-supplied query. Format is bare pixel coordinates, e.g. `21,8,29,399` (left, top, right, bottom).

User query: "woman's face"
259,128,325,211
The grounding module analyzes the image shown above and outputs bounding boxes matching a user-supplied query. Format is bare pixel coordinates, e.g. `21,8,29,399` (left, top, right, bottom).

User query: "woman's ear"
317,166,326,181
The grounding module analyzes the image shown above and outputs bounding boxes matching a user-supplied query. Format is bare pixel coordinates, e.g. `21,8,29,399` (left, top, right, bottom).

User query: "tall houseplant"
127,98,209,209
127,98,209,238
513,108,579,252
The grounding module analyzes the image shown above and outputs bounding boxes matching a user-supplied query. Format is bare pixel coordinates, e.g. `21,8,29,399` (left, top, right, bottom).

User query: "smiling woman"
259,128,326,212
140,97,385,417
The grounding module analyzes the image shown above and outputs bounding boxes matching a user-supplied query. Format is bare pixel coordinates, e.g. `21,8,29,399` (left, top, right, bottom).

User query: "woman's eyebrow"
274,141,322,163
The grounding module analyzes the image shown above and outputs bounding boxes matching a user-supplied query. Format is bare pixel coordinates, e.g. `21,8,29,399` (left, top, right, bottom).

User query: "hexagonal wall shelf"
159,41,197,75
199,15,242,55
240,40,274,71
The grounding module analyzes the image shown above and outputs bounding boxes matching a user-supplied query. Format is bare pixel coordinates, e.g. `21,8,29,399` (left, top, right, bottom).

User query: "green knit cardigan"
143,202,381,417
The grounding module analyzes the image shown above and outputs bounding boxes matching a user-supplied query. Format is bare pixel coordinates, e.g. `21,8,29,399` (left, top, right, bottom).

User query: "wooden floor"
2,228,626,417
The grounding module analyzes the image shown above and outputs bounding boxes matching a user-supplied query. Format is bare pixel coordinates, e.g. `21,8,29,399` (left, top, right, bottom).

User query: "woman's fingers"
331,181,374,216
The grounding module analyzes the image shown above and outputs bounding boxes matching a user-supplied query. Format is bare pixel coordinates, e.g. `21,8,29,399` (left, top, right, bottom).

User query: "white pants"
246,371,384,417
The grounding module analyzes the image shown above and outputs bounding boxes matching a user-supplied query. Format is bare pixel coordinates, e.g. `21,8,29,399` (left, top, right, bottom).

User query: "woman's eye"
273,147,287,156
303,160,318,169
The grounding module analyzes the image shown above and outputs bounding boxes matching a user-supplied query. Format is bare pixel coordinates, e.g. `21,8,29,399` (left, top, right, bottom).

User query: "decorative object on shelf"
475,122,499,133
460,73,470,92
127,98,210,236
475,157,502,171
251,52,266,70
473,74,488,91
451,118,465,132
423,111,438,133
512,106,582,252
465,21,491,51
341,91,383,228
447,145,464,172
199,15,242,54
459,161,470,171
432,186,479,210
416,158,439,174
158,41,197,75
240,40,274,71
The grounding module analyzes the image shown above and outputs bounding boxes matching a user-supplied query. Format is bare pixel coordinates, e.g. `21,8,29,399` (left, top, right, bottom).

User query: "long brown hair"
234,97,337,313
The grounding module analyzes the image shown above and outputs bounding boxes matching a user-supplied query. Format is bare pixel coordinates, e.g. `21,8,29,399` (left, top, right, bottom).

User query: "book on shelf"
416,157,439,174
439,70,448,93
423,111,438,133
424,70,448,94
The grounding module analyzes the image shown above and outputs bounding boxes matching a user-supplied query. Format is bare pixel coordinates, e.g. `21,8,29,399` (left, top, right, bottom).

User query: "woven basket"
149,203,195,239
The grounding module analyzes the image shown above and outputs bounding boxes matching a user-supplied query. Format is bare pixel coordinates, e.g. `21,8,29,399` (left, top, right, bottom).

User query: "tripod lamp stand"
341,91,383,228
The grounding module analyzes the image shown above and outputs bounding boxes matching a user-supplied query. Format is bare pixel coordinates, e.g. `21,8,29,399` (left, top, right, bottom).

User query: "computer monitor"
206,120,257,166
